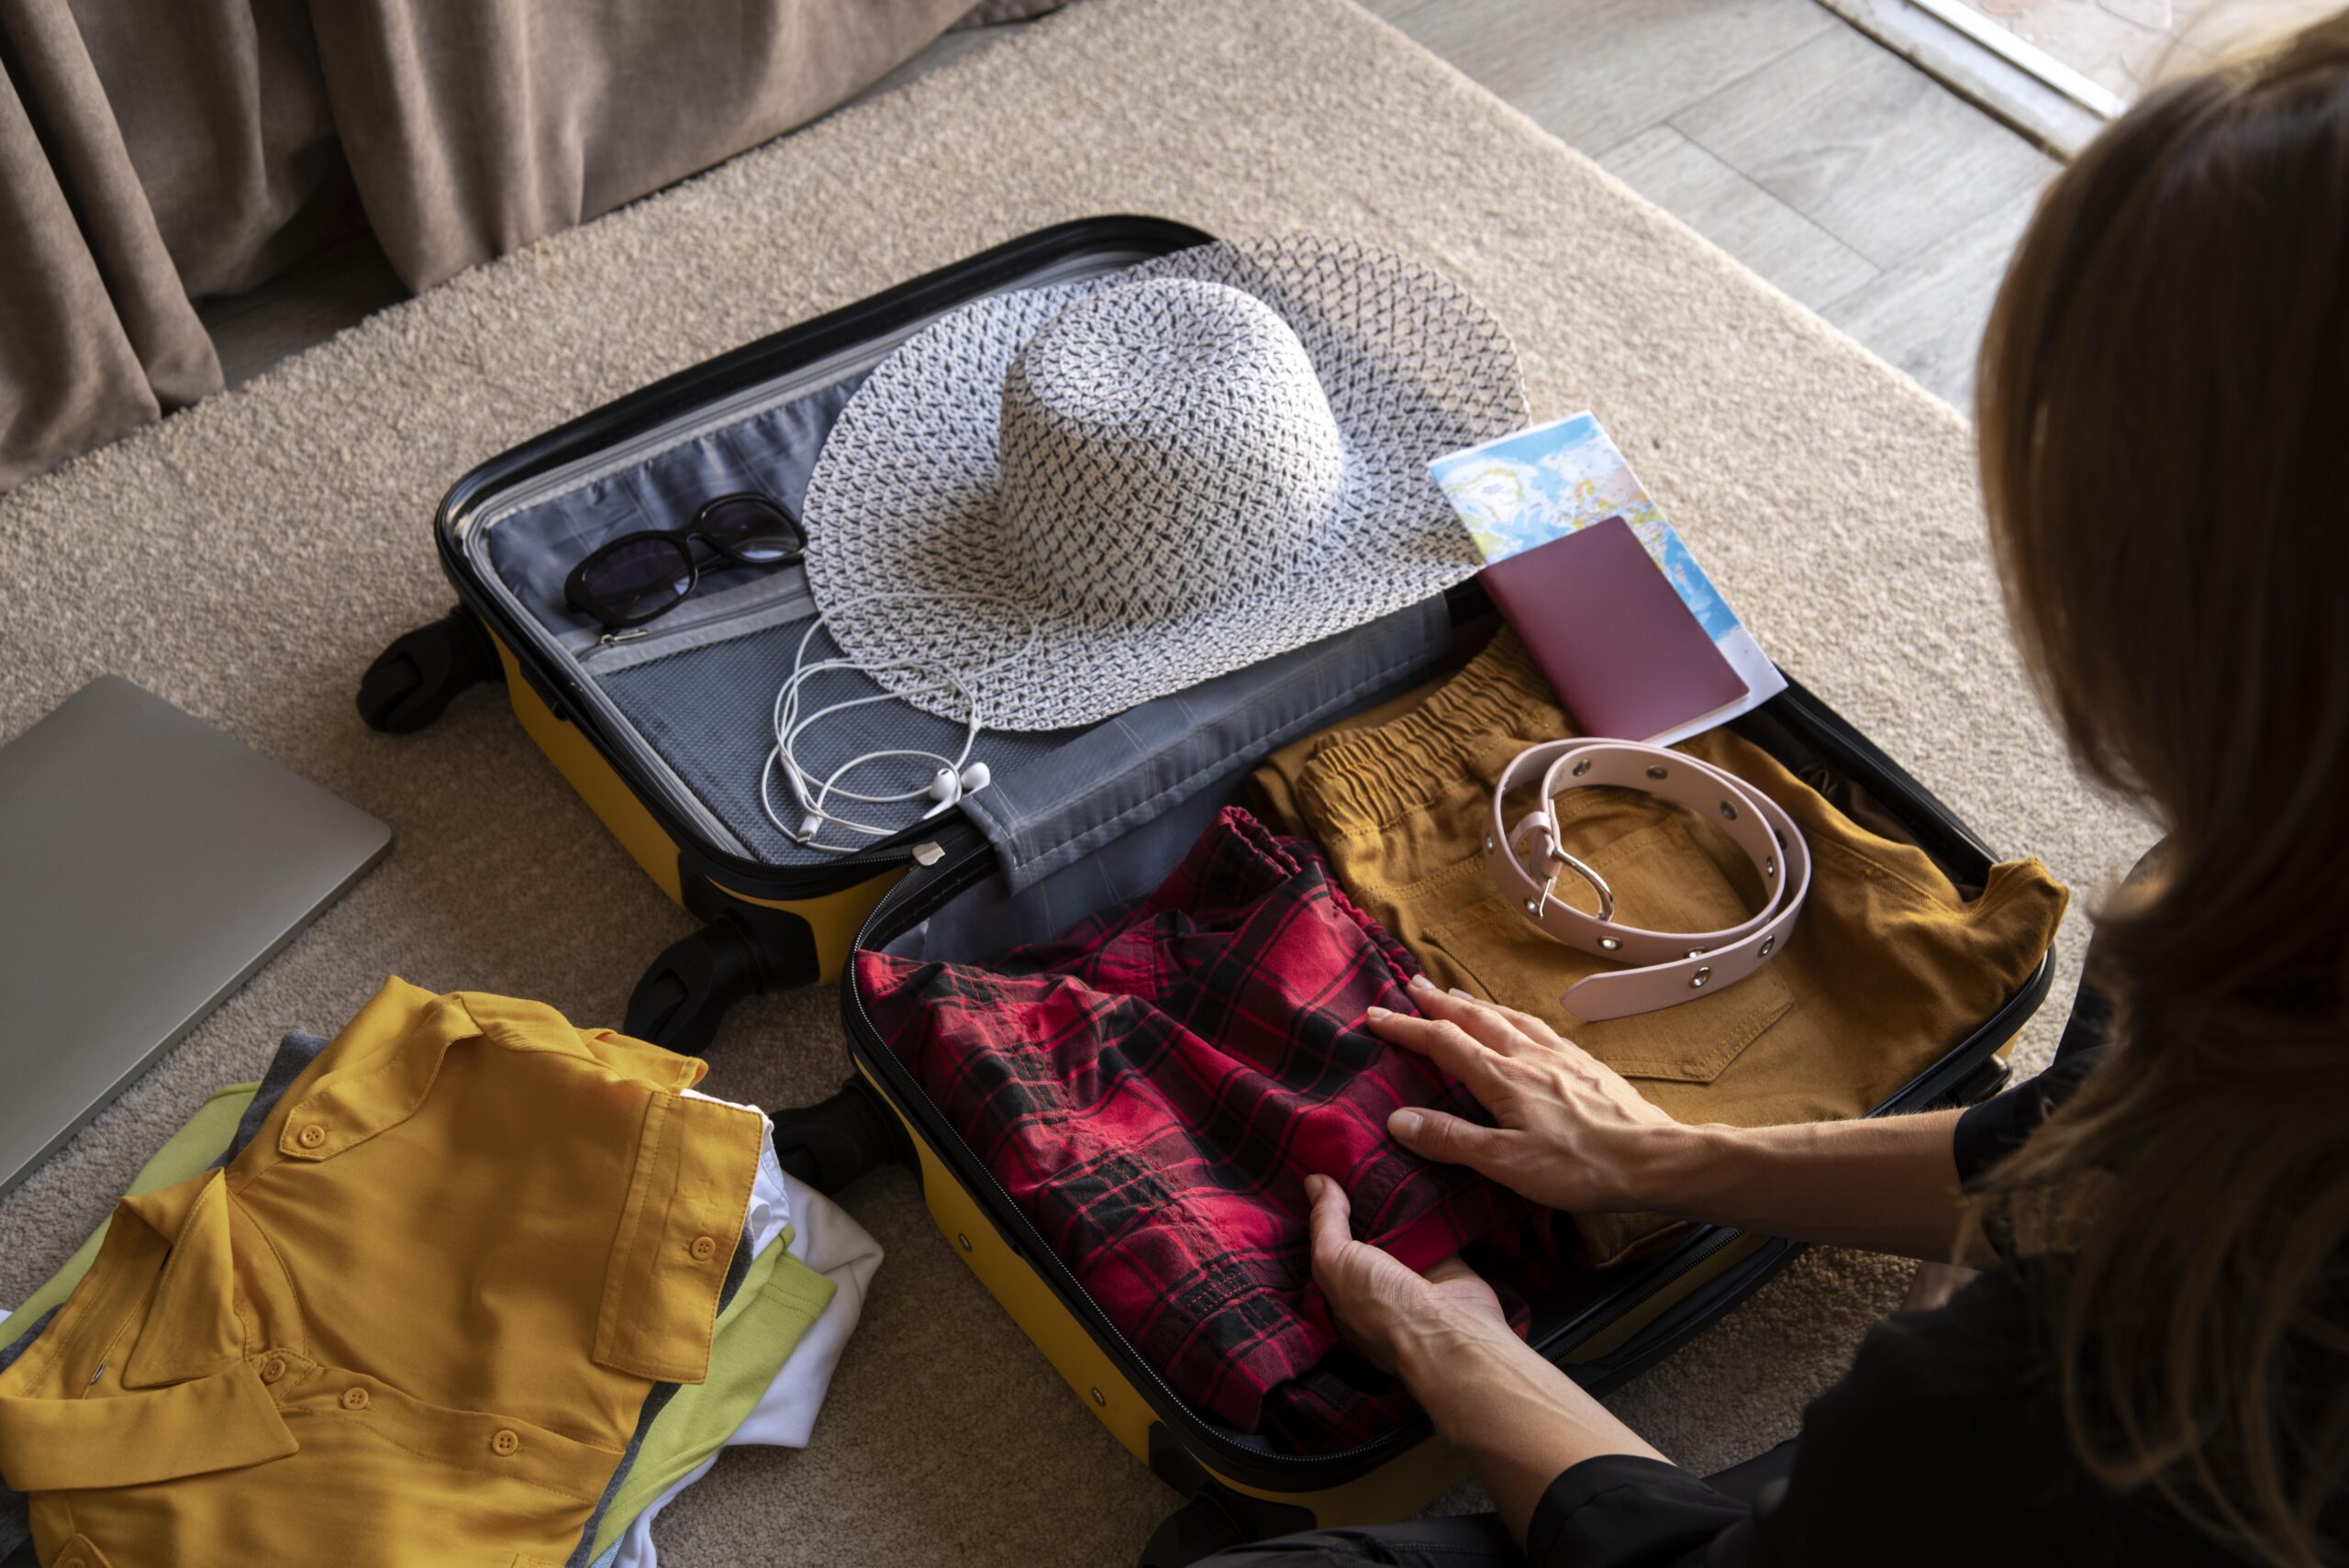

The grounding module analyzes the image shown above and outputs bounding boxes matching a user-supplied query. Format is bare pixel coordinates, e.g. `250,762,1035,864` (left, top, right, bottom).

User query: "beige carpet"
0,0,2153,1561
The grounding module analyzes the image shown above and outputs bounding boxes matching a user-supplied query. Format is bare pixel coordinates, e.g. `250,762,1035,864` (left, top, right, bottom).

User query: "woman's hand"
1368,973,1696,1214
1304,1173,1511,1374
1306,1169,1672,1541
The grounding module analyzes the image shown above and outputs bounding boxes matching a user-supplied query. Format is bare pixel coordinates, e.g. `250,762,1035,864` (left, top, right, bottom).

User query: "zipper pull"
599,628,649,647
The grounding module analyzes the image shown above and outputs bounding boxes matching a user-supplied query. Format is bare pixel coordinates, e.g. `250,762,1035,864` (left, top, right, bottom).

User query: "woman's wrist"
1392,1311,1545,1440
1392,1302,1673,1543
1618,1111,1974,1254
1602,1118,1750,1218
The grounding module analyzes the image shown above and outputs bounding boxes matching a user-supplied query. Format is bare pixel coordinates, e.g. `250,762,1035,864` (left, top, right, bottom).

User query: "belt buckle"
1539,847,1616,924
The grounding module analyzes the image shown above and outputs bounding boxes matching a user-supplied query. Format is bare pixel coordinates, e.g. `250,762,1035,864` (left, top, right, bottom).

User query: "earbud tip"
928,767,960,802
961,762,991,793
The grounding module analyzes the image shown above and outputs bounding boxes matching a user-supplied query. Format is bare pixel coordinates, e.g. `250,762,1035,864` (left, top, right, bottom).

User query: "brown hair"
1974,12,2349,1565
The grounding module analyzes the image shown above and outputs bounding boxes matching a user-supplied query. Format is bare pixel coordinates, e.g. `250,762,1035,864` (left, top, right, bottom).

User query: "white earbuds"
759,592,1035,856
919,761,991,819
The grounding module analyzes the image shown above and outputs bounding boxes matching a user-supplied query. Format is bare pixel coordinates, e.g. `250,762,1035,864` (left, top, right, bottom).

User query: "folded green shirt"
589,1242,836,1560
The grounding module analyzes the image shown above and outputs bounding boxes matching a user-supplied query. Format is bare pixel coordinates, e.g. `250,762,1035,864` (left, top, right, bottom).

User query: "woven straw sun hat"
797,235,1529,730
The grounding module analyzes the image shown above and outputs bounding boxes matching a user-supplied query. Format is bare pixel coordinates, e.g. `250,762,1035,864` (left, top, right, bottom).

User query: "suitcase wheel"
1139,1499,1250,1568
626,917,772,1052
628,887,823,1051
358,605,499,734
771,1077,907,1194
1141,1429,1317,1566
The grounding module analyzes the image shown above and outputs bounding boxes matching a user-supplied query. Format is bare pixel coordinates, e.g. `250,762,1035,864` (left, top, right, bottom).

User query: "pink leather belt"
1485,740,1810,1021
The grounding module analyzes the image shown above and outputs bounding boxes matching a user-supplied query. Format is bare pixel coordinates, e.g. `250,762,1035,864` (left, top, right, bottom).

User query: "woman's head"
1974,11,2349,1564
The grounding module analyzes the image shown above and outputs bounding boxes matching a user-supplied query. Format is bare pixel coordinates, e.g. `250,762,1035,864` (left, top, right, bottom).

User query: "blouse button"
296,1124,328,1150
688,1235,718,1263
491,1428,521,1457
260,1354,288,1384
340,1386,371,1411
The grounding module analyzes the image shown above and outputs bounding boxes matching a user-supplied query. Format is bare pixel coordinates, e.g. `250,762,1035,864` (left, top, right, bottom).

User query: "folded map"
1429,412,1785,745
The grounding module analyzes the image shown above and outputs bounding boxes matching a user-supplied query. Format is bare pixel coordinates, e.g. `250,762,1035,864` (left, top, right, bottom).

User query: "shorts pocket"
1420,816,1795,1084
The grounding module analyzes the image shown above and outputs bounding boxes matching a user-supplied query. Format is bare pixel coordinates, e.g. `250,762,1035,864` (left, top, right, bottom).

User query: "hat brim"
799,236,1528,731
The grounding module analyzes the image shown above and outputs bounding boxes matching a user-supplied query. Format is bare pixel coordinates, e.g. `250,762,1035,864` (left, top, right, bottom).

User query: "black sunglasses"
564,493,807,631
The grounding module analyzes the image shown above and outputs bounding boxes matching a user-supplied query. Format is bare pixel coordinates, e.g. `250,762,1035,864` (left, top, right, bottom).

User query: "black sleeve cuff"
1951,972,2116,1187
1952,1045,2105,1187
1528,1455,1753,1568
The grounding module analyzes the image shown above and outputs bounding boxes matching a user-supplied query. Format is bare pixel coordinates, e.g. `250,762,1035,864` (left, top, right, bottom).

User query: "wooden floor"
204,0,2061,410
1370,0,2059,407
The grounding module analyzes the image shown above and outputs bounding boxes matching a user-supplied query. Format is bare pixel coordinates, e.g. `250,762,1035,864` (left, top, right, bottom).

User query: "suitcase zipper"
572,573,817,670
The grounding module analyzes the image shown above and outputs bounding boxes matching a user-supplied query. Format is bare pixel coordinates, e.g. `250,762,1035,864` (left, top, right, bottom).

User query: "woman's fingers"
1401,976,1539,1056
1372,1004,1512,1089
1408,975,1586,1057
1305,1173,1356,1265
1386,1106,1512,1174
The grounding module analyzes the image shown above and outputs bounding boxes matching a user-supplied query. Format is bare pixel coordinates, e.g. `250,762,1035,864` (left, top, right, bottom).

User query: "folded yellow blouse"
0,979,765,1568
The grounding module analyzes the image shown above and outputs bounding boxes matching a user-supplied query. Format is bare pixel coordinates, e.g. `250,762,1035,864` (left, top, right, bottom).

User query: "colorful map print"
1428,412,1740,642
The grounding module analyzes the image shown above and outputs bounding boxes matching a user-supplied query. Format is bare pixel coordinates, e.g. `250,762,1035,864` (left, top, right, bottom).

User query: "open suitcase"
362,217,2053,1565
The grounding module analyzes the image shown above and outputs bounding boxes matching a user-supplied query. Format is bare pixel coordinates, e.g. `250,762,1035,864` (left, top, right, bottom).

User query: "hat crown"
996,277,1345,623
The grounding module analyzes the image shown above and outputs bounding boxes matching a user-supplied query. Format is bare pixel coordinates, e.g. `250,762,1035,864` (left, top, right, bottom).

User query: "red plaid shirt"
858,807,1556,1451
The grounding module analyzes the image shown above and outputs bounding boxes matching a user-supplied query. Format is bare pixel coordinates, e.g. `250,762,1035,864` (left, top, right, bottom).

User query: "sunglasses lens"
581,537,695,622
699,496,804,563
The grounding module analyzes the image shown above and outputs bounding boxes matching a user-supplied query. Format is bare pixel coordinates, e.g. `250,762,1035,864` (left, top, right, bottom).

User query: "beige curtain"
0,0,1040,492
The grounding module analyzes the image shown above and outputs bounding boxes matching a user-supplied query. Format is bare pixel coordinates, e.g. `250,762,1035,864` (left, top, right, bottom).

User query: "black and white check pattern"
799,235,1529,730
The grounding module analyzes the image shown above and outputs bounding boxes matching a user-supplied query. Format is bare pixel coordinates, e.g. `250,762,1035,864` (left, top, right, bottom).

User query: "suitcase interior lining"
596,624,1081,864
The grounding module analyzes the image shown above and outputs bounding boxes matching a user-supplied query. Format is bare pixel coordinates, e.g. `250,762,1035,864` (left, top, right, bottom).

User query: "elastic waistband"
1296,631,1563,836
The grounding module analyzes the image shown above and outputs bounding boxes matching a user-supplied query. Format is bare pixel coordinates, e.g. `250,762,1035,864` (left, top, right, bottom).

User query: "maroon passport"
1479,516,1747,740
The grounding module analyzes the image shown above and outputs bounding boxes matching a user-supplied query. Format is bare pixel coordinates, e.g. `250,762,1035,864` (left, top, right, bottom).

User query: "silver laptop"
0,677,390,1197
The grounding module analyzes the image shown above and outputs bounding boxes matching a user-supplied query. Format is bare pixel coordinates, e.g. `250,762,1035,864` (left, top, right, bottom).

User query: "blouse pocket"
1419,816,1795,1085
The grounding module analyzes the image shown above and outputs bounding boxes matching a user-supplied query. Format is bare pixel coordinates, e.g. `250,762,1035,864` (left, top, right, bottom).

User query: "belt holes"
1760,937,1776,959
1689,966,1712,989
1598,936,1621,951
1765,856,1776,878
1646,764,1668,780
1572,759,1593,777
1720,800,1737,821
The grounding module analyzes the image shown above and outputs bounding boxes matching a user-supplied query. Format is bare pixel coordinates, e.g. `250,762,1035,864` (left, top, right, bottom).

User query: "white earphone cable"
761,590,1037,855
